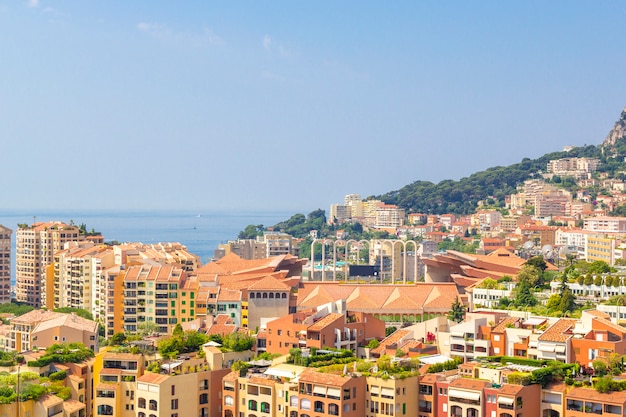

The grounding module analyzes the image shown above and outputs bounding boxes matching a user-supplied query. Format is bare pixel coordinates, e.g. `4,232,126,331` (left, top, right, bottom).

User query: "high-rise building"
0,225,12,304
122,264,196,334
16,221,82,307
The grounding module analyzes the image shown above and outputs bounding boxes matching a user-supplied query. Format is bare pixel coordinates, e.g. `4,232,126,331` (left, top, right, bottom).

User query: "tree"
513,280,538,308
137,321,158,337
366,339,380,349
516,265,543,288
238,224,264,240
558,289,577,314
447,297,466,323
110,332,127,346
385,326,397,337
593,359,608,377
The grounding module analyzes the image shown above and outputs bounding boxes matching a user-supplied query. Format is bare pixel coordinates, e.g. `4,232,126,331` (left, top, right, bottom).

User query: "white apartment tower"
16,221,82,307
0,225,12,304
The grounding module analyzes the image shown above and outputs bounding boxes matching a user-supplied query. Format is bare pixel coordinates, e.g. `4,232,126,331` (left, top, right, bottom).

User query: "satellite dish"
559,246,571,257
523,241,534,250
541,245,553,255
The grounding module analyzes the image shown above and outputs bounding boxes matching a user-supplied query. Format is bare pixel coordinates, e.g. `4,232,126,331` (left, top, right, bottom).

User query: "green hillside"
373,145,601,215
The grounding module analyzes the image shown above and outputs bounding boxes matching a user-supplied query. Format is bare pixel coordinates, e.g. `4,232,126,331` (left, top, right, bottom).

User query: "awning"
449,389,481,401
523,318,546,326
327,388,340,399
555,345,566,353
370,386,380,395
538,344,556,352
450,331,465,338
498,396,514,406
264,369,296,379
381,387,395,398
313,386,326,396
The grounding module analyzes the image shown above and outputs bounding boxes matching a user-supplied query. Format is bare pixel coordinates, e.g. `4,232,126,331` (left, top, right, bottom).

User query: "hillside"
373,145,600,215
373,108,626,215
249,107,626,239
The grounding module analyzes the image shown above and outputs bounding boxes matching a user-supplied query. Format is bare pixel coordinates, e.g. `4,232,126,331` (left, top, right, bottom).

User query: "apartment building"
0,225,11,304
329,204,352,225
122,264,196,334
374,204,406,228
16,221,83,307
47,242,115,318
264,309,385,355
7,309,98,352
93,351,145,417
293,368,365,417
136,365,229,417
584,216,626,233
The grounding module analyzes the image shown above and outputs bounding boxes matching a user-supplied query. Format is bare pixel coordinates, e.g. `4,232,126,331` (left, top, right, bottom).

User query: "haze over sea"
0,209,294,282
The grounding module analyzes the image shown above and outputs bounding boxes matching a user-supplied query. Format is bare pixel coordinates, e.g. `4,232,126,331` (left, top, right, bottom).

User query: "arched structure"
311,238,419,283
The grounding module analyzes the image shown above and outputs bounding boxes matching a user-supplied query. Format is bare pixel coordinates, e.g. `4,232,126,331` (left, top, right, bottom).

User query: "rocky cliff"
602,107,626,149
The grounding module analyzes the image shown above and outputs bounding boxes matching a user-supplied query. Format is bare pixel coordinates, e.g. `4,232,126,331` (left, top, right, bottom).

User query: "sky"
1,1,625,213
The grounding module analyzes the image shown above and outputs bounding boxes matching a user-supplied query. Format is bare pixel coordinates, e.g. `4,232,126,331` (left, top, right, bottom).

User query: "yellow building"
93,351,145,417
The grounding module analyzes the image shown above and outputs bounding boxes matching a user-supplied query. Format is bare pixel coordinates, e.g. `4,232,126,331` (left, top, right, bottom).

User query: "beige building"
7,309,98,352
0,225,11,304
16,221,83,307
136,366,229,417
49,242,115,320
122,264,196,334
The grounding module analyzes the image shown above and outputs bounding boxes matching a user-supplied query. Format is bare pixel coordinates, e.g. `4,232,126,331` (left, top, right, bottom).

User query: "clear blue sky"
1,1,624,213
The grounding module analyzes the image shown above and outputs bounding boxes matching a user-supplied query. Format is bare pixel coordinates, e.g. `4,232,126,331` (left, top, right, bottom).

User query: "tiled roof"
39,394,63,407
371,330,411,355
299,368,352,386
567,386,626,403
63,399,85,413
137,372,170,385
538,318,577,342
449,378,490,391
248,275,291,291
308,313,343,332
492,317,519,333
297,283,460,312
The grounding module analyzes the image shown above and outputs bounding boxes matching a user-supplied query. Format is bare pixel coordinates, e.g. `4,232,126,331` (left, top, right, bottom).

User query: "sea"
0,209,294,283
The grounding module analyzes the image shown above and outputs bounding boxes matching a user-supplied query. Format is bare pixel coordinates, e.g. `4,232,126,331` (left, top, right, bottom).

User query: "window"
171,399,178,410
300,398,311,411
248,400,258,411
149,400,157,411
261,402,270,413
225,396,234,406
314,401,324,413
171,385,175,395
138,398,146,408
200,393,208,404
328,403,339,416
250,293,255,299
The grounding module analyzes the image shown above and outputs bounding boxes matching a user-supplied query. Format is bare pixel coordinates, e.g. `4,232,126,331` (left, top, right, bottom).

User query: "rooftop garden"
288,347,354,368
0,368,72,404
27,343,94,368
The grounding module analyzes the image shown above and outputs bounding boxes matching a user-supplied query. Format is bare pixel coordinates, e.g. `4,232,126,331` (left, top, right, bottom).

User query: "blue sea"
0,209,294,282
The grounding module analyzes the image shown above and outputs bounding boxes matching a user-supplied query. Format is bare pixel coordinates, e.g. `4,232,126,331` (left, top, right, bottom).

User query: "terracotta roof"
449,378,491,391
371,330,411,355
538,318,577,342
308,313,343,332
137,372,170,384
38,394,63,407
492,317,519,333
297,283,460,312
63,399,85,413
498,384,524,395
247,275,291,291
247,376,277,387
566,386,626,403
298,368,352,386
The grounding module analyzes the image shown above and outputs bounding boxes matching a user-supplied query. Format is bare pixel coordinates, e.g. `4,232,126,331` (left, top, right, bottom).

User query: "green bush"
49,370,66,381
